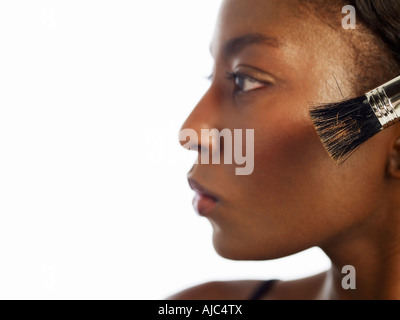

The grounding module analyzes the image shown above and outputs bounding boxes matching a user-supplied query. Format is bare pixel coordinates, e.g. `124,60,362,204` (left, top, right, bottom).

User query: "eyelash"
207,71,268,93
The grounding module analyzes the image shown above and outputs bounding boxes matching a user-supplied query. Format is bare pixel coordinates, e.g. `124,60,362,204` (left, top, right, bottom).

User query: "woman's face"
180,0,393,260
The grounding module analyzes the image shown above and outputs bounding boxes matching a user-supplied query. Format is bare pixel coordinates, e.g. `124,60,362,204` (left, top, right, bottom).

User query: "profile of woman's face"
180,0,393,260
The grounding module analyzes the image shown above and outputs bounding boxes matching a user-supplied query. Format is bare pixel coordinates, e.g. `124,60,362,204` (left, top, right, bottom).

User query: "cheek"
232,109,385,238
211,86,388,260
256,118,320,174
246,112,328,209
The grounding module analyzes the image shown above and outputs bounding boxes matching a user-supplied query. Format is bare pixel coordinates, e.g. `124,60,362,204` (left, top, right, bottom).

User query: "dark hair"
351,0,400,67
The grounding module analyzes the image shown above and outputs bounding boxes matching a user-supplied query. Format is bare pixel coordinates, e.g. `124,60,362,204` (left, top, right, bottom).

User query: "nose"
178,86,223,155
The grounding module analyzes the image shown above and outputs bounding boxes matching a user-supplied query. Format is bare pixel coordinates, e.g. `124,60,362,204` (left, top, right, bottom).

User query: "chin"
211,226,313,261
211,231,285,261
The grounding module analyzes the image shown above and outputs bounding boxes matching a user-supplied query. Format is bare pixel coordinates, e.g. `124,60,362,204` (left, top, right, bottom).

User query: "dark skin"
170,0,400,299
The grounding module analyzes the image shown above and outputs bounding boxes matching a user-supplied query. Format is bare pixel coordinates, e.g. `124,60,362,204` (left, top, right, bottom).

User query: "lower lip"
192,193,218,216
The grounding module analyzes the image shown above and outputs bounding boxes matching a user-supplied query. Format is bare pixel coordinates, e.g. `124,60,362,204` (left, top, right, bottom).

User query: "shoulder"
166,280,264,300
166,272,328,300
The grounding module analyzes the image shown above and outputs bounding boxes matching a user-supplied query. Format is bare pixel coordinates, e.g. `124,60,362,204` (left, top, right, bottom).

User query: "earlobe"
387,138,400,178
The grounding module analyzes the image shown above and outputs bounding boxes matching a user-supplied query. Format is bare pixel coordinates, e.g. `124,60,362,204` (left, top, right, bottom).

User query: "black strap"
248,280,277,300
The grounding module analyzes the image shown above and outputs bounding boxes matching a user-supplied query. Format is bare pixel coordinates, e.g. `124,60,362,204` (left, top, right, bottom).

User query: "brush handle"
366,75,400,128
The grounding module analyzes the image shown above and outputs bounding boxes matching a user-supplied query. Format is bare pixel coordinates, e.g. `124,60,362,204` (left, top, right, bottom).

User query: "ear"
387,136,400,178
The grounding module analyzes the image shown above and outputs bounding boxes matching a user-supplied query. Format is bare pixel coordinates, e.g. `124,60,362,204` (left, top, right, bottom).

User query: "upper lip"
188,177,220,202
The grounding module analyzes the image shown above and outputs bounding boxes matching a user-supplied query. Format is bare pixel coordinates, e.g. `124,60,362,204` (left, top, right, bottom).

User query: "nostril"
179,128,212,156
199,144,205,152
179,128,200,151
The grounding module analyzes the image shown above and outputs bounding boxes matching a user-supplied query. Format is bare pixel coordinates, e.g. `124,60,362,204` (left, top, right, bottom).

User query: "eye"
206,71,270,93
226,71,266,93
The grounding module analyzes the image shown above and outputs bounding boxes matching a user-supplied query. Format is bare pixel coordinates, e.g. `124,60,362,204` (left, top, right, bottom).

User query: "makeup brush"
309,75,400,165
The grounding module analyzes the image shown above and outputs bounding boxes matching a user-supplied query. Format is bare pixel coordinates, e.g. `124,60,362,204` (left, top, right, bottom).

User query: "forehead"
211,0,336,56
213,0,299,43
210,0,318,71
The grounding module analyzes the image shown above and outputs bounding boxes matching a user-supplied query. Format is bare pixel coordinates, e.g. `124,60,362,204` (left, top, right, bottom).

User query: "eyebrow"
210,33,281,58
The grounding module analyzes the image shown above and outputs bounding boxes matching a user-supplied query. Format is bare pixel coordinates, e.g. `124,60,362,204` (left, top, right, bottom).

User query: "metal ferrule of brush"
365,75,400,128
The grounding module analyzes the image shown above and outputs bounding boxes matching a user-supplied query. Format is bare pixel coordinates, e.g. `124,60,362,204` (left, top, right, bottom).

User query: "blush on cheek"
254,117,326,174
243,115,335,219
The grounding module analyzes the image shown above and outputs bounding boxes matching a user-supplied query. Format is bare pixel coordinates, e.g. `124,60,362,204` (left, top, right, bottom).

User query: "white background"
0,0,330,299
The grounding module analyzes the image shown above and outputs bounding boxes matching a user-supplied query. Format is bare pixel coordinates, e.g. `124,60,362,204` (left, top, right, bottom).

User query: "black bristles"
309,96,383,165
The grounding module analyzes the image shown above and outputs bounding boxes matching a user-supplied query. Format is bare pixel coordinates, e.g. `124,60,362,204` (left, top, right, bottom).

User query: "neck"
321,204,400,300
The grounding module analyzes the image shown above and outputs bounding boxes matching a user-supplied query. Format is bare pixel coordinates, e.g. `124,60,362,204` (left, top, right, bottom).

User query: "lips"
188,178,219,216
